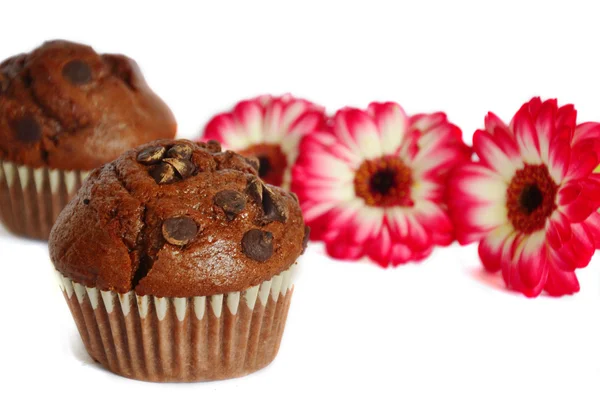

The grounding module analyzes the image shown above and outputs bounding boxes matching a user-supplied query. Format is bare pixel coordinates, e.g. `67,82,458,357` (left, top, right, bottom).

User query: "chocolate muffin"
49,139,309,382
0,40,176,239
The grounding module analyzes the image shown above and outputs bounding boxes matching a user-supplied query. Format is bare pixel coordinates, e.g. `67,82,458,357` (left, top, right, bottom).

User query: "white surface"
1,1,600,399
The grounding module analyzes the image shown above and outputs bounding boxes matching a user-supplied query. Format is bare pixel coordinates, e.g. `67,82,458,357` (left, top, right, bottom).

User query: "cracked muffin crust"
49,139,309,298
0,40,176,170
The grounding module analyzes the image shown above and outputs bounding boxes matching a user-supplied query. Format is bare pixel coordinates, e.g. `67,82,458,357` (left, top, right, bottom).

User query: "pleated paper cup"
56,265,296,382
0,159,90,240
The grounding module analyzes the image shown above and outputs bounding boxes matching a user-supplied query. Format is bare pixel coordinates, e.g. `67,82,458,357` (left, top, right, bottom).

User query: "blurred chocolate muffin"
0,40,176,239
50,139,308,382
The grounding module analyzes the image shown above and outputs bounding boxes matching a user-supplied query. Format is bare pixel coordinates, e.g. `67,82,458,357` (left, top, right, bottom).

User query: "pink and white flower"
291,102,471,267
200,94,326,189
448,98,600,297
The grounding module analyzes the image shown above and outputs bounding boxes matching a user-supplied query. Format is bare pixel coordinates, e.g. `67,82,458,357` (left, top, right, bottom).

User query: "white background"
1,1,599,399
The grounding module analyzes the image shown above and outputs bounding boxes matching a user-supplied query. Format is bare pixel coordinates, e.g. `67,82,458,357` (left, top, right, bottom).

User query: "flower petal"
386,208,431,252
484,112,512,137
515,231,549,290
232,100,265,146
322,199,363,240
292,132,355,183
350,206,385,244
261,98,285,142
366,224,393,267
532,99,558,164
201,94,326,157
409,112,446,132
386,208,410,241
323,207,385,264
544,262,580,296
512,108,542,164
411,180,444,203
203,114,252,150
410,121,470,180
548,136,571,183
292,132,358,233
335,108,382,159
581,211,600,248
325,239,365,261
565,150,598,181
558,182,597,223
448,163,508,244
552,222,595,271
367,102,408,156
556,103,577,134
572,122,600,146
478,224,514,273
502,231,549,297
282,98,324,135
472,129,522,181
545,210,572,250
404,213,432,252
520,97,544,117
413,200,454,246
390,243,414,265
287,109,326,138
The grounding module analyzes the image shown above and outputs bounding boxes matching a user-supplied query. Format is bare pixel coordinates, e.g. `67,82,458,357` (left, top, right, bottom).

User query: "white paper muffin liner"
0,159,90,239
56,265,296,382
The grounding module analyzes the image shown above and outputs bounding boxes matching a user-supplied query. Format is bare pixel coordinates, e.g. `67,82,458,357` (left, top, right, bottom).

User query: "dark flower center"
370,169,397,196
519,184,543,214
354,157,413,207
240,143,288,187
507,164,558,233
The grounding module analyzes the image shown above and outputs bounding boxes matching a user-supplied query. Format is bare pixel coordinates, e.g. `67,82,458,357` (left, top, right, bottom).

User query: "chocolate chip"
257,155,271,177
166,143,193,160
246,177,263,204
206,140,222,153
242,229,274,262
290,192,299,203
83,199,90,205
11,115,41,143
261,185,288,223
163,158,195,179
62,60,92,85
302,225,311,254
245,178,288,223
245,156,260,172
150,162,178,184
137,146,166,165
162,217,198,246
214,190,246,221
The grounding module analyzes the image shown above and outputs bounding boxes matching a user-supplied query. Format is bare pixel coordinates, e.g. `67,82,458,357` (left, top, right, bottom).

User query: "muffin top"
49,139,309,297
0,40,176,170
